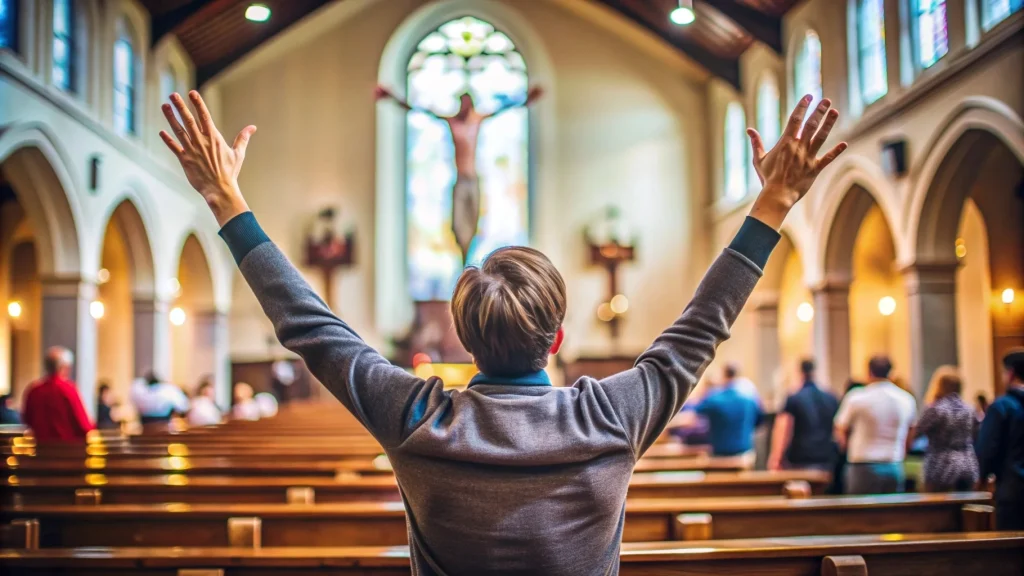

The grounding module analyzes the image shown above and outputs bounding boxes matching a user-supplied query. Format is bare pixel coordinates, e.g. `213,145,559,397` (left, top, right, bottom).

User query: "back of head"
451,246,566,377
723,362,740,381
867,355,893,381
924,365,962,404
145,371,162,387
1004,348,1024,384
799,359,815,381
195,381,212,399
234,382,254,402
43,346,74,378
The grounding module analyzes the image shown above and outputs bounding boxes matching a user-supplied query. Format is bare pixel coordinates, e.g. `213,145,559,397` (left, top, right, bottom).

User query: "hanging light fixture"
670,0,696,26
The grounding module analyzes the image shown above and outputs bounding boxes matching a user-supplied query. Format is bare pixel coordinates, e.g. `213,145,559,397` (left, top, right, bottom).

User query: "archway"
170,234,218,395
819,185,909,393
915,127,1024,397
95,200,156,409
0,136,88,410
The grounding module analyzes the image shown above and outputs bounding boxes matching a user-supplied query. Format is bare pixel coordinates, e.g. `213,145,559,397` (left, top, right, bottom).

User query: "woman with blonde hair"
916,366,979,491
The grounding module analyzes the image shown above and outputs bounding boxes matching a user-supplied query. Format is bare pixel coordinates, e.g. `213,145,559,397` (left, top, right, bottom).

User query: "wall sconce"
670,0,695,25
169,307,187,326
7,301,22,318
878,296,896,317
89,301,105,320
1003,288,1015,305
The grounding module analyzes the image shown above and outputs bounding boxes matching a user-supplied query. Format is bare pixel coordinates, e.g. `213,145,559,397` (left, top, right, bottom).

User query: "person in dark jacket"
768,359,839,472
976,348,1024,530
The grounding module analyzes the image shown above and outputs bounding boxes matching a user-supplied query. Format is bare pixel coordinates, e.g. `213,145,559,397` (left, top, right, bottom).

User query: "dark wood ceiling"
143,0,801,87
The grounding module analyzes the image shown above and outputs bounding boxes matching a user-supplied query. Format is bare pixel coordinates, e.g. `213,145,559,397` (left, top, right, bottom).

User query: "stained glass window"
915,0,948,69
406,16,529,301
756,75,781,148
982,0,1023,30
724,102,748,201
113,19,136,135
857,0,887,105
53,0,75,92
794,31,822,118
0,0,17,51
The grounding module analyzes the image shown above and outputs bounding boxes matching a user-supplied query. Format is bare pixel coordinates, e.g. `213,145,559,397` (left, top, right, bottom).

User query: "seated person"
0,393,19,425
188,380,223,427
95,383,120,429
131,372,190,425
232,382,261,421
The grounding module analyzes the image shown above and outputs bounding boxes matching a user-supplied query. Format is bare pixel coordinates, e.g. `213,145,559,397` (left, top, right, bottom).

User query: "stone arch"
96,196,157,298
374,0,556,337
0,123,83,277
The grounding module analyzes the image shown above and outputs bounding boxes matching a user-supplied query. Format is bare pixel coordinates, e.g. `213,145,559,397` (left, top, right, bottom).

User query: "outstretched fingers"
161,103,189,148
809,109,840,156
800,99,831,146
189,91,216,135
171,93,202,142
233,126,257,157
159,130,184,158
747,128,765,164
784,95,813,140
814,142,849,175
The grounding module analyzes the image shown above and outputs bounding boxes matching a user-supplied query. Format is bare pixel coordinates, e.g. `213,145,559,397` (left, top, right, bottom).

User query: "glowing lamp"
610,294,629,315
7,301,22,318
1003,288,1015,305
90,300,105,319
878,296,896,317
169,307,187,326
245,4,271,22
796,302,814,323
670,0,695,25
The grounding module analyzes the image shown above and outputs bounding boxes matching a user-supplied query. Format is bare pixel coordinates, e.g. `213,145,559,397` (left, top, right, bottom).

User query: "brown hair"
451,246,566,376
924,365,962,405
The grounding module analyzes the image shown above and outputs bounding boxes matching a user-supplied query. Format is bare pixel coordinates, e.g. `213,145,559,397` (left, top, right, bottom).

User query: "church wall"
212,0,711,362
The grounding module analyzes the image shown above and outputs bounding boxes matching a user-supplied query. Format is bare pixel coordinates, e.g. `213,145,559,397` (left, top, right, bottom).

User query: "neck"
868,377,889,384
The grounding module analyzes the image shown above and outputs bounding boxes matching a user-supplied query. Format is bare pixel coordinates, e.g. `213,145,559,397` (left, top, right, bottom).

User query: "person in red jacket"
21,347,94,442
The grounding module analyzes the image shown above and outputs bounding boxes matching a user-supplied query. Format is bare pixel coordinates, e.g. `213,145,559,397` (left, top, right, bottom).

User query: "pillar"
195,310,230,407
41,278,97,419
813,282,851,392
754,299,781,408
904,262,959,399
133,297,171,380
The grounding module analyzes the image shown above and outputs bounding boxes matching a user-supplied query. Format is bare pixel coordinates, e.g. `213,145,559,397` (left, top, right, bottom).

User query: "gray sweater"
220,213,778,576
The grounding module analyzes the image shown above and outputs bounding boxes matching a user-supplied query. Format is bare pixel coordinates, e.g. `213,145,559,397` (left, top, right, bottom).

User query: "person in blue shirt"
695,376,764,458
976,348,1024,531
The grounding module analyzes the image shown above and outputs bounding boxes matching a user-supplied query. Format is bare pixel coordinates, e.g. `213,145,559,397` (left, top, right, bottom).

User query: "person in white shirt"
834,356,917,494
131,373,190,425
188,380,223,427
232,382,261,421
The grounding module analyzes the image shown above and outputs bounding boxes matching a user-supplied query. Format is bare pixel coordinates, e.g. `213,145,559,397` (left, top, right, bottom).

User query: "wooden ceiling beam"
701,0,783,53
150,0,237,47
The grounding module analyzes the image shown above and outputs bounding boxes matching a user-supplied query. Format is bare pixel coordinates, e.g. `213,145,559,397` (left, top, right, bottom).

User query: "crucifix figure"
376,85,543,264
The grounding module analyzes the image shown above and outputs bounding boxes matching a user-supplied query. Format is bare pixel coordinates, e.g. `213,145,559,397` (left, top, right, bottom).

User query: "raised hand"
747,95,847,230
159,91,255,226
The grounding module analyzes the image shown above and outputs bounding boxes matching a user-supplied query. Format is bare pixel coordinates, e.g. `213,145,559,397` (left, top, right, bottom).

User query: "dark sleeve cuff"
218,211,270,265
728,216,781,270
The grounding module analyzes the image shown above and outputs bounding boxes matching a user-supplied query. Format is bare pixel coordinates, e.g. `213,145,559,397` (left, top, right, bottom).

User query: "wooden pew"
2,470,830,505
1,533,1021,575
0,493,992,547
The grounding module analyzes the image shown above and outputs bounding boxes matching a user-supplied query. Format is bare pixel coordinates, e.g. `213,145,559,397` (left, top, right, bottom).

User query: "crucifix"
304,208,355,310
586,206,636,345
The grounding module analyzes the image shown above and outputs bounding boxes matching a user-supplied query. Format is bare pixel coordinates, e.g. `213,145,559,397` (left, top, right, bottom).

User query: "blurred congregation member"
976,349,1024,530
915,366,978,492
188,380,223,427
834,356,917,494
95,383,119,429
694,371,764,465
768,359,838,472
0,394,19,424
232,382,261,421
976,394,990,422
720,362,761,404
131,372,189,425
21,347,93,442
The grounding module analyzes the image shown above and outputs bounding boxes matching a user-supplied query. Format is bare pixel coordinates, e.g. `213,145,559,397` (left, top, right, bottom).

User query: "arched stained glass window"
857,0,887,104
915,0,948,68
794,31,823,117
756,74,781,148
113,18,137,135
52,0,76,92
982,0,1023,30
0,0,17,51
406,16,529,301
724,102,748,201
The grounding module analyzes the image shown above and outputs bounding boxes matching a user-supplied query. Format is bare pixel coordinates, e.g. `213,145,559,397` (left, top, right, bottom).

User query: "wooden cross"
304,209,355,310
587,234,635,345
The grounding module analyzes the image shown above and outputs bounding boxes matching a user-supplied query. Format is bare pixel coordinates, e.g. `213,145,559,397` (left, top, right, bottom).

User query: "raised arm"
484,86,543,119
158,92,447,448
375,85,439,119
598,95,847,457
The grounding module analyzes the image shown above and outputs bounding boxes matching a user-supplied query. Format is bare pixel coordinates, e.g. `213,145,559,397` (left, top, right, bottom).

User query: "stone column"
133,297,171,380
904,262,959,400
41,278,97,419
195,310,230,407
754,299,781,408
813,282,851,392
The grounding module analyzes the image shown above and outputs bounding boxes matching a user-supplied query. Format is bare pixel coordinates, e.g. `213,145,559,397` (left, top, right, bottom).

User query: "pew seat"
1,533,1021,575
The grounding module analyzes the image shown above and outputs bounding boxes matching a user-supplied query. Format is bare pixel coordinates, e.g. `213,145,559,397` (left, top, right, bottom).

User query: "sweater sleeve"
596,217,778,457
219,213,448,448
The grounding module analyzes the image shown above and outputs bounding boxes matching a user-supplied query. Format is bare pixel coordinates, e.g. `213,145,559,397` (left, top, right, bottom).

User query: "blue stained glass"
916,0,948,69
405,17,530,301
982,0,1023,30
113,27,136,134
52,0,74,91
857,0,888,105
0,0,17,51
